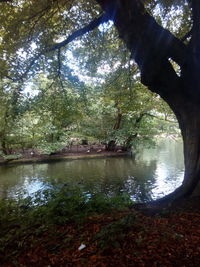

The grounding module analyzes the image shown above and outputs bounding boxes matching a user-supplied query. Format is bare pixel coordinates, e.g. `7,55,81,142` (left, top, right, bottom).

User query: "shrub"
3,153,23,160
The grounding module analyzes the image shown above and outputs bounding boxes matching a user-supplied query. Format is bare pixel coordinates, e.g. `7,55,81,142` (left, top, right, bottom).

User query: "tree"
68,22,177,151
95,0,200,202
0,79,24,154
0,0,199,202
14,73,85,152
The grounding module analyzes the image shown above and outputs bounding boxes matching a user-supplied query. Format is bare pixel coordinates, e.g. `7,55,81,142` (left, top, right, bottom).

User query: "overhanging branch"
48,13,110,52
7,13,110,81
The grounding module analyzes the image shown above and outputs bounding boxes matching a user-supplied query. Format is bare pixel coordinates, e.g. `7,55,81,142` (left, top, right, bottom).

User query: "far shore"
0,145,130,165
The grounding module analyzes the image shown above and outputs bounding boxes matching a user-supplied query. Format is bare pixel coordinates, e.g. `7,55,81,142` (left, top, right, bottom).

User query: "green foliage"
3,153,22,160
0,186,133,227
0,0,181,154
0,70,178,153
94,213,140,248
37,141,66,155
0,186,134,261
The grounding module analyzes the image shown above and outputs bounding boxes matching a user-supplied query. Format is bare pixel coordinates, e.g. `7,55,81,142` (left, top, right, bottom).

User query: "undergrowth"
0,186,133,258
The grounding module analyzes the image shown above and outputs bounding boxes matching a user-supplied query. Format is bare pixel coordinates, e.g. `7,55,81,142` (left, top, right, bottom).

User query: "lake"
0,139,184,202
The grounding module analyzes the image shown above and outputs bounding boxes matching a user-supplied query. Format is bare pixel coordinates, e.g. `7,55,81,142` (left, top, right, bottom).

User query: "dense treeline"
0,69,178,156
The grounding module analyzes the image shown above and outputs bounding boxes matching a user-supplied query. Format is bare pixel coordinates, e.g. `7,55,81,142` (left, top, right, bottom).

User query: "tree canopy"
0,0,191,83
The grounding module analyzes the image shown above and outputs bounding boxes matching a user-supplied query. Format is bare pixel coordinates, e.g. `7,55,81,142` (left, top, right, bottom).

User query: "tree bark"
151,96,200,203
175,101,200,197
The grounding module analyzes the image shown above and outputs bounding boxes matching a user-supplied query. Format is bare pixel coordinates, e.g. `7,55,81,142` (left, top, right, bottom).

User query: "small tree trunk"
113,106,122,130
123,133,138,151
1,139,8,155
106,140,116,151
0,130,9,155
106,105,122,151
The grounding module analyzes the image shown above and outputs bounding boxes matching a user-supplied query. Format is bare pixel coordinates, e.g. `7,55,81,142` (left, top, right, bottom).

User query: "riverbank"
0,145,129,165
1,195,200,266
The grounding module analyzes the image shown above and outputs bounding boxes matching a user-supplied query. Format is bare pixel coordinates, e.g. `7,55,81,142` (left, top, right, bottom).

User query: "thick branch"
179,0,200,101
97,0,187,91
98,0,187,66
189,0,200,54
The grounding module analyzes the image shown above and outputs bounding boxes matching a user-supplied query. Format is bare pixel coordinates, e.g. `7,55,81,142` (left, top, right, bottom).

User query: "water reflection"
0,139,184,202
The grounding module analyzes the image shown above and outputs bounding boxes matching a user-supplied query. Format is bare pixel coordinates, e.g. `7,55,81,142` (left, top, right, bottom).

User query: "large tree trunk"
147,88,200,203
96,0,200,202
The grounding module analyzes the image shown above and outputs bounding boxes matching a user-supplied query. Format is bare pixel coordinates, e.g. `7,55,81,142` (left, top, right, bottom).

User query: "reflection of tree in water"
0,157,158,201
124,160,157,202
47,157,158,202
0,164,50,199
93,158,157,202
0,141,183,201
0,165,28,198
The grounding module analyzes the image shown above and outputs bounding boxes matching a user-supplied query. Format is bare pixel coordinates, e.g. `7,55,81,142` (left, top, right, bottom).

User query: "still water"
0,139,184,202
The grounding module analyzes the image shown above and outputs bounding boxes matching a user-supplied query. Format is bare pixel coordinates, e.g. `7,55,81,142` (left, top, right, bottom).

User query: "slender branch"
135,113,146,125
57,48,62,77
144,113,177,123
26,8,52,42
6,52,43,82
24,5,52,22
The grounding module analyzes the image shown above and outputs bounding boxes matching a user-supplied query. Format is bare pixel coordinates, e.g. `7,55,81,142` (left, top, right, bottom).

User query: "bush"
0,186,134,260
0,186,133,227
3,153,23,160
37,142,66,155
